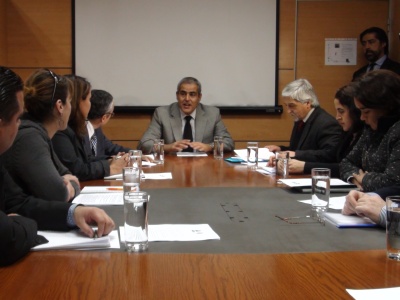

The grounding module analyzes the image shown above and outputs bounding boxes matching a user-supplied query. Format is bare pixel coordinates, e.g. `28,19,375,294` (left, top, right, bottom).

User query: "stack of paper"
176,152,208,157
278,178,356,193
104,172,172,180
81,186,123,193
32,229,120,251
73,193,123,205
234,148,274,161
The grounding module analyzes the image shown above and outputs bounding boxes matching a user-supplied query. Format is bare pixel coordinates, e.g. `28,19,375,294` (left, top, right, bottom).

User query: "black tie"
182,116,193,152
368,63,376,72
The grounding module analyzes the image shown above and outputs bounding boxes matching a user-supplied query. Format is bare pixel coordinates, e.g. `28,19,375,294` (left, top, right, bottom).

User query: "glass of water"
386,196,400,260
123,167,140,193
153,139,164,164
247,142,259,170
213,136,224,160
124,191,149,252
311,168,330,223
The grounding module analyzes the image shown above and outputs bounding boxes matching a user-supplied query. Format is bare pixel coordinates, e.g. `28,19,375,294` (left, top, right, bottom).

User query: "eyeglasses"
275,215,318,225
105,112,115,118
47,70,59,106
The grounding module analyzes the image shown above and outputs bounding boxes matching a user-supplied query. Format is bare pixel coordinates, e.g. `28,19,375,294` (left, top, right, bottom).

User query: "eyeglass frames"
47,69,59,106
105,112,115,118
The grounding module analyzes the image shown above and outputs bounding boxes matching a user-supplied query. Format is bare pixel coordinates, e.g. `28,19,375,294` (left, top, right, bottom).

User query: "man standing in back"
352,27,400,81
138,77,234,154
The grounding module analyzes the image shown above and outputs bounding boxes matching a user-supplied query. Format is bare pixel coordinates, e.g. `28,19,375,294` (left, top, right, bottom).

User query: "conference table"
1,154,400,299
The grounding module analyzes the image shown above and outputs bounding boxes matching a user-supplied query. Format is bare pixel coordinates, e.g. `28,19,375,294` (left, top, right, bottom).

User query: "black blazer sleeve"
0,162,71,266
52,127,110,181
375,186,400,200
0,212,38,266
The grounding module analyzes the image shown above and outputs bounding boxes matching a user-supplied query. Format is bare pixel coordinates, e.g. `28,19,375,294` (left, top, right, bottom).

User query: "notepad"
324,212,378,228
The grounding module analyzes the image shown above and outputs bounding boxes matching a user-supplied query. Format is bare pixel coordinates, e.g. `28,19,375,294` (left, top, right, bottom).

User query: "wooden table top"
2,250,400,299
2,154,400,299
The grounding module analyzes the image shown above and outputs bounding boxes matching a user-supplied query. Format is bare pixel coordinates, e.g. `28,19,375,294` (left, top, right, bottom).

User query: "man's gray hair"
282,79,319,107
177,77,202,94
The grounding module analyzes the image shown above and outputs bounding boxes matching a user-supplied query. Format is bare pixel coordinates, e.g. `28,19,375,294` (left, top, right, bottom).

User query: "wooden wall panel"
391,0,400,62
11,68,73,83
0,0,6,63
296,0,389,117
279,0,296,69
6,0,72,68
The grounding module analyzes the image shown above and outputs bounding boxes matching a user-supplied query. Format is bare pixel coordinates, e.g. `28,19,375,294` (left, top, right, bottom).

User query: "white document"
234,148,274,161
298,196,346,210
73,193,123,205
119,224,220,242
176,152,208,157
143,172,173,180
81,186,124,193
142,160,157,167
257,165,276,175
346,286,400,299
104,173,123,180
32,229,120,251
278,178,353,187
104,172,172,180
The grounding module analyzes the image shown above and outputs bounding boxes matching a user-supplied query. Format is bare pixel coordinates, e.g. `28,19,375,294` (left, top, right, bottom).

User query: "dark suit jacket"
0,157,71,266
85,127,130,160
280,107,342,163
352,57,400,81
303,130,361,176
138,102,234,154
375,186,400,200
52,126,110,181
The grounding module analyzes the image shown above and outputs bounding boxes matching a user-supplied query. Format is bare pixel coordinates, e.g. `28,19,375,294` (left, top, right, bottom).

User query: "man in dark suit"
138,77,234,154
0,67,115,266
352,27,400,81
86,89,130,159
266,79,342,163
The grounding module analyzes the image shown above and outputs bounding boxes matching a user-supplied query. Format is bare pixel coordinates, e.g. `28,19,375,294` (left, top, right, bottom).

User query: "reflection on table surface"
84,154,282,189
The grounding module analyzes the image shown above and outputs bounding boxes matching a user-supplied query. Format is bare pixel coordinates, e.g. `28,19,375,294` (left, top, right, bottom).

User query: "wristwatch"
209,143,214,149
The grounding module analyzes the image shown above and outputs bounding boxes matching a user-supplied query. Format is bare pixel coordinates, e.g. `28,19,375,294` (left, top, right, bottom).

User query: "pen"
107,187,123,191
93,229,98,240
